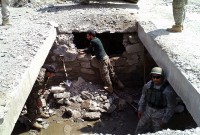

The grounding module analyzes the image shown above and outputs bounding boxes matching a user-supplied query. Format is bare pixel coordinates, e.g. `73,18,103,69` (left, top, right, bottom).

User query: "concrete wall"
0,27,57,135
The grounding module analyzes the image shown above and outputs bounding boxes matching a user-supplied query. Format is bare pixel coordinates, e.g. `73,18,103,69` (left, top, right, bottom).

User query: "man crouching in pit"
25,64,57,129
135,67,176,134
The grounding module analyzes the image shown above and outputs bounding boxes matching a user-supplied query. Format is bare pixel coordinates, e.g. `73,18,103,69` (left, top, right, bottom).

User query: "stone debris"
53,92,70,99
82,112,101,120
50,86,66,93
46,77,126,121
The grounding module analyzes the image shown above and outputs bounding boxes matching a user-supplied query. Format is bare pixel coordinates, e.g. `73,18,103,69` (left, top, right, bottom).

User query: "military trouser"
135,105,165,134
172,0,187,25
98,57,118,87
26,89,40,123
1,0,10,21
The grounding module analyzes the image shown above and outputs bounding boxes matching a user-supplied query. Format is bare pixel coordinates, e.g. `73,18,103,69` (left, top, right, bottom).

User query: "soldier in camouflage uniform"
1,0,10,25
135,67,176,134
79,30,124,93
26,64,57,129
167,0,188,32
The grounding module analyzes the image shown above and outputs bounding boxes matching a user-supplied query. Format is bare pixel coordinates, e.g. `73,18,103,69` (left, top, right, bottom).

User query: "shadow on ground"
37,2,139,13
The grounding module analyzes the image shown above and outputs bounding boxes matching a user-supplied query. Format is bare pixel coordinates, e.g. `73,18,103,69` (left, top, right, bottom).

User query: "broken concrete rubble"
22,76,135,124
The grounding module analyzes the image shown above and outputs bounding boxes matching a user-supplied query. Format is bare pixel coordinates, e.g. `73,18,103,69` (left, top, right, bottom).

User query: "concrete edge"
0,26,57,135
137,22,200,126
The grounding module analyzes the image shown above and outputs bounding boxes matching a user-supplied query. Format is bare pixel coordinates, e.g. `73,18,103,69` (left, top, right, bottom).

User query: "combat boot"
104,85,113,93
2,19,11,26
32,122,43,129
167,25,183,32
117,80,125,89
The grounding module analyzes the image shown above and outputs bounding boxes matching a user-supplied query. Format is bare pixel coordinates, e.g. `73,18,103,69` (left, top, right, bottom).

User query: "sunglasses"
152,76,161,79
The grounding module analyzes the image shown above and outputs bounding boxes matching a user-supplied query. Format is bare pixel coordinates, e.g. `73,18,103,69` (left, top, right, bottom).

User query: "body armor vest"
146,82,169,109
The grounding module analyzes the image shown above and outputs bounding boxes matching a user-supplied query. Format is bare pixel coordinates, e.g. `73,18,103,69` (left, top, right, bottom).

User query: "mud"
13,105,138,135
12,88,197,135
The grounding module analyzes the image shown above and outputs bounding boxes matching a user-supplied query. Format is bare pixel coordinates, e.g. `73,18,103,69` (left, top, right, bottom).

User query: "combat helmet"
150,67,164,76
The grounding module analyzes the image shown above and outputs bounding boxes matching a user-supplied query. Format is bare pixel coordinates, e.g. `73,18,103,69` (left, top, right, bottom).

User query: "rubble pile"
51,76,122,121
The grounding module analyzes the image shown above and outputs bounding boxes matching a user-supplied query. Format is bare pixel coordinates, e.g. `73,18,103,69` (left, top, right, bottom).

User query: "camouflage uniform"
26,68,46,123
167,0,188,32
172,0,188,26
135,80,176,134
99,56,118,87
1,0,10,21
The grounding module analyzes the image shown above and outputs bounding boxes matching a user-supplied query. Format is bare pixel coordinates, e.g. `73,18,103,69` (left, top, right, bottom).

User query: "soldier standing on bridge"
135,67,176,134
25,64,57,129
79,30,124,93
1,0,10,25
167,0,188,32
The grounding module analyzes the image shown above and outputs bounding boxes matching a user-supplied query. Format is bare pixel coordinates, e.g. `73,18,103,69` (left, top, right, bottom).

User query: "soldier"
25,64,57,129
167,0,188,32
1,0,10,25
79,30,124,93
135,67,176,134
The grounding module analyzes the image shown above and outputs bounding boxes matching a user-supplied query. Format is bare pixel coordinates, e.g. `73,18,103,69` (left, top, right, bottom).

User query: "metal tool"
59,55,72,88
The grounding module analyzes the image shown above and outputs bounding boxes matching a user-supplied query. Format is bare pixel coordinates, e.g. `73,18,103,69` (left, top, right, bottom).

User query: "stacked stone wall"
45,32,144,87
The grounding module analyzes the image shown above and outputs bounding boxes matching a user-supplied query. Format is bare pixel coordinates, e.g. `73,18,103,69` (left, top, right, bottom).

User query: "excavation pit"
12,31,197,135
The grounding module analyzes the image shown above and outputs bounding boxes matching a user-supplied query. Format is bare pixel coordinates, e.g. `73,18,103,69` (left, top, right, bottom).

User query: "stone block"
115,57,127,66
115,66,136,74
127,55,139,65
65,108,81,119
81,68,95,75
125,43,143,53
77,54,92,61
65,61,80,68
81,100,91,111
82,112,101,120
53,45,78,61
80,61,91,68
50,86,66,94
54,92,70,99
91,57,99,68
57,34,70,45
73,77,85,87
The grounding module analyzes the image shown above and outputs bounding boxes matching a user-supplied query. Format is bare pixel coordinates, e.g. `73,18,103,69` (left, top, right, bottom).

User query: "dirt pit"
12,78,197,135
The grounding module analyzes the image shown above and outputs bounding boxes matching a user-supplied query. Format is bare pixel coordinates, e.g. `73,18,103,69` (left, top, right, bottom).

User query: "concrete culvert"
0,0,199,135
12,30,197,134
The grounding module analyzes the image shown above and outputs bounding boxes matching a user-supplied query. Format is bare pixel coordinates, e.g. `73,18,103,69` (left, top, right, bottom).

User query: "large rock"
65,108,81,119
82,112,101,120
53,45,77,62
80,68,95,75
50,86,66,93
125,43,143,54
